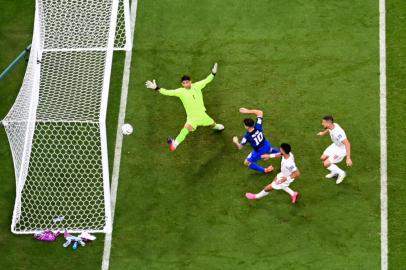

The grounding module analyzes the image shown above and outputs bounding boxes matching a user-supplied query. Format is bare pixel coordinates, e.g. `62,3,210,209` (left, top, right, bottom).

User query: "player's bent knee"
323,160,331,168
264,184,273,192
244,160,251,166
184,124,194,132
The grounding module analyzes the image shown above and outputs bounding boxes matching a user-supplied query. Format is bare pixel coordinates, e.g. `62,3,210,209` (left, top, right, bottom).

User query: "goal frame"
2,0,132,234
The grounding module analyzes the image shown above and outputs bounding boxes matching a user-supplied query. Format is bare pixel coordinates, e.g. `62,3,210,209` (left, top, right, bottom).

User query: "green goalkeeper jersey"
159,73,214,118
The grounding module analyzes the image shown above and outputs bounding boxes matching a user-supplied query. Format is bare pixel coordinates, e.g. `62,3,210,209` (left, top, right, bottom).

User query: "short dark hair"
322,115,334,123
243,118,255,127
181,75,191,82
280,143,291,154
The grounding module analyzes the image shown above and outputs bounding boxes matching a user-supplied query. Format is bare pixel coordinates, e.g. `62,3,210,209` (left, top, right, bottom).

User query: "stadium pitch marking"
379,0,388,269
101,0,138,269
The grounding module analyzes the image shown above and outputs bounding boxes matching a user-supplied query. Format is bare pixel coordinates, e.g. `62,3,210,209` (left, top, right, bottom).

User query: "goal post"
2,0,132,234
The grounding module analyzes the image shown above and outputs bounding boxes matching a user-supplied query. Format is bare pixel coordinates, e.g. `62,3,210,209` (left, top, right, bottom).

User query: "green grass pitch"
0,0,404,269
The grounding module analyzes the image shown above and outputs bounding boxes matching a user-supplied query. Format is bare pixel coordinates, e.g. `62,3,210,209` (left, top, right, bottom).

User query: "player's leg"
245,177,276,200
198,113,224,131
330,149,347,184
244,151,273,173
244,142,273,173
246,173,299,203
324,159,346,184
167,123,195,151
320,154,328,161
271,175,298,203
282,186,299,204
268,142,281,154
322,144,341,178
322,145,346,184
245,174,299,203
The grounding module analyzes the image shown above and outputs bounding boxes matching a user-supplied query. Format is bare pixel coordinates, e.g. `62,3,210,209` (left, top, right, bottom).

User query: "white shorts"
323,143,346,164
271,173,294,190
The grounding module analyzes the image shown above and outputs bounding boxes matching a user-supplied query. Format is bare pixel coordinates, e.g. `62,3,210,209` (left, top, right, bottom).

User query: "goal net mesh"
2,0,131,234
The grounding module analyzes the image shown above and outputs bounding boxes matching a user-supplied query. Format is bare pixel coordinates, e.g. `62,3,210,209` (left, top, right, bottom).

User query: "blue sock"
249,163,265,173
270,148,280,154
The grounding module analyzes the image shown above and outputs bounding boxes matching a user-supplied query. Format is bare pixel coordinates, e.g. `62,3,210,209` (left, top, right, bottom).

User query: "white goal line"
101,0,138,269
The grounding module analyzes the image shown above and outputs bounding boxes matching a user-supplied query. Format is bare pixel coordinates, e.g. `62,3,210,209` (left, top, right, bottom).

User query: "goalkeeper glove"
211,63,218,75
145,80,160,90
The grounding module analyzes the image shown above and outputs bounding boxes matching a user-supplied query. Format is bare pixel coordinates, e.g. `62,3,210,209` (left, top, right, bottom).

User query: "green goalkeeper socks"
175,128,190,145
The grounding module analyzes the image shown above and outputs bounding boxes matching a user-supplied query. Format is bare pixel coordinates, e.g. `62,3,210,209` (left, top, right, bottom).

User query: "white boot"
213,123,224,131
325,173,337,179
336,171,346,184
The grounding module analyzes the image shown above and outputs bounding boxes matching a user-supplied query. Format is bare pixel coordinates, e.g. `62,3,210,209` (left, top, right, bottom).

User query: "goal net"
1,0,132,234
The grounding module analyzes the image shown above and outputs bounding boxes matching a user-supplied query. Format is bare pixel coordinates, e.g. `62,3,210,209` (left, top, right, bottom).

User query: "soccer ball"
121,123,133,135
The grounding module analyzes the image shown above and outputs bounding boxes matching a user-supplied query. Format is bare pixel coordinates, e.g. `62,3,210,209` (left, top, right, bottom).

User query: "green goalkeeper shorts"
187,113,215,130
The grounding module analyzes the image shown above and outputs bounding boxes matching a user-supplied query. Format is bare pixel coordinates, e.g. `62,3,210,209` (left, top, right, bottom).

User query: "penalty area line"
101,0,138,269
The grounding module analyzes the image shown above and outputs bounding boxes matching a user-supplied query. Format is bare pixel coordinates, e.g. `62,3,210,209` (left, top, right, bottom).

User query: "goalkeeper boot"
167,137,177,151
212,123,225,131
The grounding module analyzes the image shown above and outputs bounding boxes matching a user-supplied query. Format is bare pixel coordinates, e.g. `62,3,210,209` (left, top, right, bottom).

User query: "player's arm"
317,129,329,136
145,80,181,97
240,108,264,131
232,136,245,150
239,108,263,118
342,138,352,166
261,153,281,160
194,63,218,90
158,88,182,96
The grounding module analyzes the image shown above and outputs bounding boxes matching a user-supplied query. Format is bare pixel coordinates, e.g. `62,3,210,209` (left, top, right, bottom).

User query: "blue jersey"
240,117,269,151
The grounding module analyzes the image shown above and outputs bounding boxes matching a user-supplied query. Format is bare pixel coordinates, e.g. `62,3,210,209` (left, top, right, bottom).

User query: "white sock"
255,190,269,199
283,187,295,197
327,164,344,175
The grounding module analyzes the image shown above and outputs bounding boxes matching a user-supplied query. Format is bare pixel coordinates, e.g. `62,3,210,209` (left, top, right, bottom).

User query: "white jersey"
280,153,298,177
329,123,347,149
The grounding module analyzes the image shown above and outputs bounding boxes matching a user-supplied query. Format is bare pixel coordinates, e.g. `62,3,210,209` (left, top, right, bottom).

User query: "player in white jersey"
245,143,300,204
317,115,353,184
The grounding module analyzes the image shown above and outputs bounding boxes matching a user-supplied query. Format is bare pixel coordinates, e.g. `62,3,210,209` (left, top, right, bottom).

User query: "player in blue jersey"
232,108,280,173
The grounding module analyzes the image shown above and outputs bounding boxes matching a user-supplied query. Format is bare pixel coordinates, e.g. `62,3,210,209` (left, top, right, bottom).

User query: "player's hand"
145,80,159,90
346,157,353,167
317,132,323,136
212,63,218,75
261,154,271,160
232,136,239,144
239,108,249,114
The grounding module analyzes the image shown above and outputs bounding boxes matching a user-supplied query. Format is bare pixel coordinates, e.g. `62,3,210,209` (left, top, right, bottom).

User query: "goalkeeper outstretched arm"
145,79,181,96
145,63,218,95
193,63,218,89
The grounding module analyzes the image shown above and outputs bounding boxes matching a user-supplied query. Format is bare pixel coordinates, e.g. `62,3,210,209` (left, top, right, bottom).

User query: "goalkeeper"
145,63,224,151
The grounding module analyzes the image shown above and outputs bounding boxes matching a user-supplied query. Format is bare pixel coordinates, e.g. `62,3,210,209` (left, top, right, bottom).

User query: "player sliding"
245,143,300,203
317,115,353,184
145,63,224,151
232,108,279,173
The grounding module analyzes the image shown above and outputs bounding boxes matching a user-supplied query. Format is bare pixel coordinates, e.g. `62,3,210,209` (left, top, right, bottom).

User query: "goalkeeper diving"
145,63,224,151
